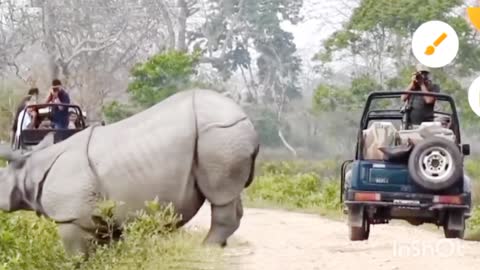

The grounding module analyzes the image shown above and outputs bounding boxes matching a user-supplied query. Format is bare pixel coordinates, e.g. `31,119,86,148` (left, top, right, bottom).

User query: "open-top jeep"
340,91,471,241
12,103,88,151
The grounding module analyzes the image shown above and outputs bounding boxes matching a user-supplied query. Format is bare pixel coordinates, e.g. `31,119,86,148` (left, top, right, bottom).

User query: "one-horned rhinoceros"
0,88,260,256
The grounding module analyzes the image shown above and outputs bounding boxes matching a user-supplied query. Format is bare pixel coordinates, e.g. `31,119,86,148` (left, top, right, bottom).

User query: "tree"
101,50,201,123
313,0,480,133
102,100,136,124
314,0,475,84
313,74,380,112
127,50,201,108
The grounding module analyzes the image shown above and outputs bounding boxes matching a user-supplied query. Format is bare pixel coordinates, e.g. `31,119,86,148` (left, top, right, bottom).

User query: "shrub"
466,158,480,181
0,200,222,270
258,159,339,179
246,160,341,211
468,206,480,231
0,212,74,270
81,199,222,270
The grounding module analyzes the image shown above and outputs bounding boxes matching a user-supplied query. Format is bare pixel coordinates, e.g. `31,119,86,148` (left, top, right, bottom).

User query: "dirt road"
186,204,480,270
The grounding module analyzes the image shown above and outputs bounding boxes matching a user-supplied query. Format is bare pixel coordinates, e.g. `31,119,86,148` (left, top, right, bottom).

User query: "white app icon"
468,76,480,118
411,20,459,68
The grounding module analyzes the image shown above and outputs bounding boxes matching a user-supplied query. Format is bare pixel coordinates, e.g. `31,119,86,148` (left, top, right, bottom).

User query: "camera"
415,72,424,81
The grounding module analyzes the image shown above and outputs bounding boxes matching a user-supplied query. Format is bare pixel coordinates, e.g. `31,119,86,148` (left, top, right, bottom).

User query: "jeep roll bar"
19,103,87,130
355,91,462,160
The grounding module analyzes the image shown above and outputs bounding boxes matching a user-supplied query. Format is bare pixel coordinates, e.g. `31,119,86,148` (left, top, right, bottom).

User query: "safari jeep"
12,103,88,151
340,91,472,241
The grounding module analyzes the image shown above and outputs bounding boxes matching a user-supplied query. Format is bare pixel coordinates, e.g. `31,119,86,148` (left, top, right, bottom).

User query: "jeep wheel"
443,210,465,239
444,226,464,239
408,137,462,191
349,211,370,241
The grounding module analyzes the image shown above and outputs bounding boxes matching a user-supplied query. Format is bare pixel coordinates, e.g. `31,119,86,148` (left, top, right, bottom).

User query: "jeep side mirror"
462,144,470,156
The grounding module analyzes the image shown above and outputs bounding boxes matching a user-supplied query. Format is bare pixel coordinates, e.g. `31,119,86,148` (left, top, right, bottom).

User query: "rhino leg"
203,196,243,246
58,223,93,257
193,119,258,246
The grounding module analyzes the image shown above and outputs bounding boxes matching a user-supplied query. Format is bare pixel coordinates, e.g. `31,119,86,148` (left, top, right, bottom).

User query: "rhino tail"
244,143,260,188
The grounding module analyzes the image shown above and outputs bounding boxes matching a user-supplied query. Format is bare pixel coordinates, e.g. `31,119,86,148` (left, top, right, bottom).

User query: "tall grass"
0,200,223,270
245,160,342,217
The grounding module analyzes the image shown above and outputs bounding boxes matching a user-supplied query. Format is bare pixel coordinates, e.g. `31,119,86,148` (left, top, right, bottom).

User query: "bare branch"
64,23,127,65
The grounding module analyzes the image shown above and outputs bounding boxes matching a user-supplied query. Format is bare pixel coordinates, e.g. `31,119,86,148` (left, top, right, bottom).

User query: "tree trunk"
176,0,188,52
42,0,59,81
158,0,176,50
278,128,297,157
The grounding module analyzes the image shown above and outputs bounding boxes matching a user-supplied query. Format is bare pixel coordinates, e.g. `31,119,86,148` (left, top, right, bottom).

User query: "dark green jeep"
340,91,472,241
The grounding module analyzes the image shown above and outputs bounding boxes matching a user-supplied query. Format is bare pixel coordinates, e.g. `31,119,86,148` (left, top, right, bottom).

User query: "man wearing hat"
400,64,441,126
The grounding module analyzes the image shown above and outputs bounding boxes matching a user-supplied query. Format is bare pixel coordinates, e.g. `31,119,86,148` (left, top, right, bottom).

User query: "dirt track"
186,204,480,270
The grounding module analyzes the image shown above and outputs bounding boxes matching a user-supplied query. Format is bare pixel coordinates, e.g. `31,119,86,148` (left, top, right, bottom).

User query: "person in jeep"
400,64,440,127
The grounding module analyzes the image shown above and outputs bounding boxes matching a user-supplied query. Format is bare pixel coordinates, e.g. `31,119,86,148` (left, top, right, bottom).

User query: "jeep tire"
348,206,370,241
408,137,462,191
443,210,465,239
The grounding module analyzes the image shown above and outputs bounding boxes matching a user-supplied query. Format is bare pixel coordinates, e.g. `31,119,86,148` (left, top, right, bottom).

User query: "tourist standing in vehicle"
14,101,38,145
46,79,71,129
11,88,39,145
400,64,441,126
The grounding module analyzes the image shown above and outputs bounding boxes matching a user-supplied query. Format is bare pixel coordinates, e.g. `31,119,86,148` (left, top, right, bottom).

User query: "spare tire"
408,137,463,191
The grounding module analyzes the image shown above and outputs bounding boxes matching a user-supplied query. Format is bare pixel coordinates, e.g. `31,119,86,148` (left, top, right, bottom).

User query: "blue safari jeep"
340,91,472,241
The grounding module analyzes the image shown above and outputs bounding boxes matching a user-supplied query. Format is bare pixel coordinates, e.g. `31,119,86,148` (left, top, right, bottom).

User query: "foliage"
100,50,202,123
0,212,75,270
312,0,480,133
247,0,303,102
0,80,26,141
312,84,347,112
248,108,283,147
258,159,339,179
101,101,137,124
246,160,341,211
198,0,303,103
467,206,480,234
127,50,201,108
312,74,380,112
80,199,223,270
0,200,222,270
316,0,466,68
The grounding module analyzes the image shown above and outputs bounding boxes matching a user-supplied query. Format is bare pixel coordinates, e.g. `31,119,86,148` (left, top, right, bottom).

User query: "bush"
0,212,74,270
246,160,341,212
466,158,480,181
102,101,137,124
258,159,339,179
468,206,480,231
0,200,222,270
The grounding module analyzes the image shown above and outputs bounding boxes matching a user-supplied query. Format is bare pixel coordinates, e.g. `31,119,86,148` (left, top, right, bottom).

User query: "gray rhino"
0,89,260,256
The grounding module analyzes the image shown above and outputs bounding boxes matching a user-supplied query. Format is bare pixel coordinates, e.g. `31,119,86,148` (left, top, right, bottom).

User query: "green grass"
0,200,224,270
245,160,343,219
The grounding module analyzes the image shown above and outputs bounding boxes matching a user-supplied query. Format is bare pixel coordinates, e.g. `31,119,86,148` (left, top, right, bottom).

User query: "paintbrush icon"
425,33,448,55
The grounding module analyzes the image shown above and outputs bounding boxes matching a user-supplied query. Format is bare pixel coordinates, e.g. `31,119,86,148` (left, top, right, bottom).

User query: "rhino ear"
31,132,55,152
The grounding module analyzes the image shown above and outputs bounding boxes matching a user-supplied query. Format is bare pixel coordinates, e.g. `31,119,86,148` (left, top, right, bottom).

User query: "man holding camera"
400,64,440,127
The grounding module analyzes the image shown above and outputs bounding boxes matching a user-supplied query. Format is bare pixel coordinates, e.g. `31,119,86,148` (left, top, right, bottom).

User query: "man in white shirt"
15,103,37,144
